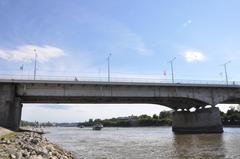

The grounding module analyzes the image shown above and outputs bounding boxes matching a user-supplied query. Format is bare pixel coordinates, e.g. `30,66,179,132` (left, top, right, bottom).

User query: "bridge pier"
0,84,22,131
172,107,223,133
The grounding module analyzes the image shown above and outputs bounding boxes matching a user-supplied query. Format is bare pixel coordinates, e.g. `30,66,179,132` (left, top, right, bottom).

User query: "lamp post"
168,57,176,83
107,53,111,82
221,60,231,85
34,49,37,80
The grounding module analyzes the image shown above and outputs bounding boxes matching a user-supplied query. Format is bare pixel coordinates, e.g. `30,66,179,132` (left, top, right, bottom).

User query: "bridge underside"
220,98,240,104
21,96,208,110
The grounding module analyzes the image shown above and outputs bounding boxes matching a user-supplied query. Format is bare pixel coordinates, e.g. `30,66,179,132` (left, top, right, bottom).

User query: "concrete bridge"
0,79,240,133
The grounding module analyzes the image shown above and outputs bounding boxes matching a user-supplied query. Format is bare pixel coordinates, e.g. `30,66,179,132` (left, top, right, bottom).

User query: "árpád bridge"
0,78,239,133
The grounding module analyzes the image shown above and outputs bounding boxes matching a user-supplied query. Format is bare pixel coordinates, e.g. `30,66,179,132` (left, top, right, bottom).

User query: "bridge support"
172,107,223,133
0,84,22,131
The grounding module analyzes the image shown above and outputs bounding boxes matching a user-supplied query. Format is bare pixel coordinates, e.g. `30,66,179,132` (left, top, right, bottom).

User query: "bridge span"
0,79,240,133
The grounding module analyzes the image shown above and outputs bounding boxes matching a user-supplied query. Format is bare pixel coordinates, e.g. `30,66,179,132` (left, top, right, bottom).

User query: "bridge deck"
0,79,239,88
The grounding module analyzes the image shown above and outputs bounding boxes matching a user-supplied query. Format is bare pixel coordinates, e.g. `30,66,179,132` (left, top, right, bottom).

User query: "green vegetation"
21,121,54,127
80,107,240,127
221,106,240,126
20,121,78,127
0,132,16,150
0,132,16,140
78,110,173,127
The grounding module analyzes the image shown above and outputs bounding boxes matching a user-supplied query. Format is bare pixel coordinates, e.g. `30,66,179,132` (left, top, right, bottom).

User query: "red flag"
163,70,167,76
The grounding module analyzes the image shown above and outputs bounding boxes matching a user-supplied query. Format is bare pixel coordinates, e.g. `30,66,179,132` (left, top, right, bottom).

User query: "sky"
1,0,240,122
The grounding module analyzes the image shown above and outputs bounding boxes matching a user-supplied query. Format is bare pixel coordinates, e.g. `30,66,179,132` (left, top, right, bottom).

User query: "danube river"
44,127,240,159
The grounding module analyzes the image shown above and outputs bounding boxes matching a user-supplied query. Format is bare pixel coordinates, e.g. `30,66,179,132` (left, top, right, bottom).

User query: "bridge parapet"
0,75,240,86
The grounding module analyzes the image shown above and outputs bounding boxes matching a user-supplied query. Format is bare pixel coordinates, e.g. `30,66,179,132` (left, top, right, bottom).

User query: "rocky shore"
0,130,74,159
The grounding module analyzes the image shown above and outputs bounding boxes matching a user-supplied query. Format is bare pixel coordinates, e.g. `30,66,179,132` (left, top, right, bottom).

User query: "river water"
44,127,240,159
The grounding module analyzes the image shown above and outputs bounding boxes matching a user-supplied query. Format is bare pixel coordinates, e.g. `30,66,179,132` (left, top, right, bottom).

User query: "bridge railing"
0,74,239,86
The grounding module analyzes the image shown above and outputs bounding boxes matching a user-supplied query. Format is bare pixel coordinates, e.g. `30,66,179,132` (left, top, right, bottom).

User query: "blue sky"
0,0,240,122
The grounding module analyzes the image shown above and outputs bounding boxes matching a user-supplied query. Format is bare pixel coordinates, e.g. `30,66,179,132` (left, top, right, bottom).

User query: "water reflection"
173,134,225,159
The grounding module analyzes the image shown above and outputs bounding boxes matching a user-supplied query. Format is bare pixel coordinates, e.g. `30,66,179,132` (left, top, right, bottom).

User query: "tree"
159,111,172,119
153,114,158,119
237,104,240,111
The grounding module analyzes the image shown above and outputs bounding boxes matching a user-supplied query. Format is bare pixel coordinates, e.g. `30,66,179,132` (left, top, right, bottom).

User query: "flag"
163,70,167,76
20,65,24,71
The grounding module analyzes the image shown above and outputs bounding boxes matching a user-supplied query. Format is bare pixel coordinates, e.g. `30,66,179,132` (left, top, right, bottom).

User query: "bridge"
0,77,240,133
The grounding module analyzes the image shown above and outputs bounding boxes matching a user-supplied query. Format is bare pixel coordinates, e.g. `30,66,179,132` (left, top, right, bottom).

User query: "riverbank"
0,127,74,159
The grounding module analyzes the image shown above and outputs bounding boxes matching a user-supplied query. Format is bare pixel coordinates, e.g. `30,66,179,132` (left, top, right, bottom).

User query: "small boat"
92,123,103,130
78,125,85,128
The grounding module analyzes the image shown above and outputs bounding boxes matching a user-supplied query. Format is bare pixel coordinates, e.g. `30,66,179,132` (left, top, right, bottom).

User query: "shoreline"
0,127,74,159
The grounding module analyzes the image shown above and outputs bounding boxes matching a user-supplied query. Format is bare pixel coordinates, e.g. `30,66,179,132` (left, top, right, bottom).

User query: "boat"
78,125,85,128
92,123,103,130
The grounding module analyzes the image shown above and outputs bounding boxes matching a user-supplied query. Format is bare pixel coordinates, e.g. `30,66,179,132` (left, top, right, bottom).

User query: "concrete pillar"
172,107,223,133
0,84,22,131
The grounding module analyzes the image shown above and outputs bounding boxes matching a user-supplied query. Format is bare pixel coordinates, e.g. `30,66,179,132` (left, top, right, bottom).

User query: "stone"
10,154,16,159
30,150,37,155
16,151,23,159
22,150,29,157
0,130,73,159
46,145,54,151
31,138,39,145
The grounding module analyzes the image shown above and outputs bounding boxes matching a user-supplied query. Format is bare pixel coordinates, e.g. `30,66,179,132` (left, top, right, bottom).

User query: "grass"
0,132,16,141
0,132,17,150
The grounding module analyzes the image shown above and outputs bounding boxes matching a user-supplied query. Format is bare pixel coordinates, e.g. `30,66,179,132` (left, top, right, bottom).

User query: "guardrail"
0,74,239,86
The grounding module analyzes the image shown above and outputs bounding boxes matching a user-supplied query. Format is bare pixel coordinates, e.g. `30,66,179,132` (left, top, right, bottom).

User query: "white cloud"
121,32,153,56
0,45,64,63
183,20,192,27
183,51,206,62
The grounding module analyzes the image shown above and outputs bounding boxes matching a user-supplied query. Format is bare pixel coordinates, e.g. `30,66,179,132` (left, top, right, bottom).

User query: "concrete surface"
172,107,223,133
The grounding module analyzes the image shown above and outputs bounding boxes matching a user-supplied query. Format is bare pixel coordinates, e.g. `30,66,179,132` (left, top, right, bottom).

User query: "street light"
168,57,176,83
107,53,112,82
221,60,231,85
34,49,37,80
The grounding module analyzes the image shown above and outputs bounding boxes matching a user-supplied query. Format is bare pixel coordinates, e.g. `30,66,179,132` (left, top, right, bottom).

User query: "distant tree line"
78,110,173,127
221,106,240,126
21,121,54,127
20,121,80,127
21,106,240,127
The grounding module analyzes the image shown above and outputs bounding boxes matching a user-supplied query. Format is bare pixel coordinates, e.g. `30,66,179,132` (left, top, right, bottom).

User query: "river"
44,127,240,159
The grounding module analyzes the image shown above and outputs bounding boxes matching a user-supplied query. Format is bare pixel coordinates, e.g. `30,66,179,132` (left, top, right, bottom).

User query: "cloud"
0,45,64,63
119,32,153,56
183,51,206,62
183,20,192,27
